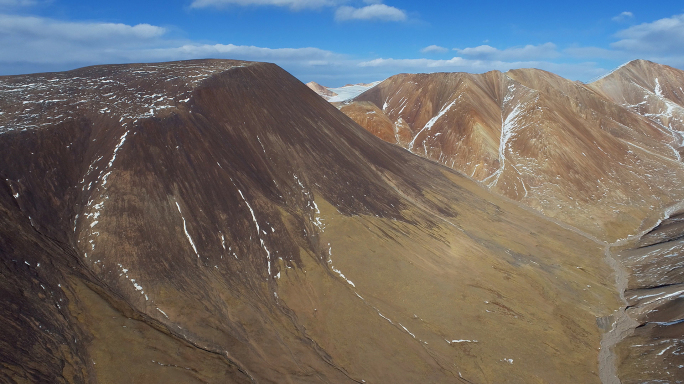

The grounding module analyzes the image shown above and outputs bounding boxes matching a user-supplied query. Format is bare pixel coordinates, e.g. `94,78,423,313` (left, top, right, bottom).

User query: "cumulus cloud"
454,42,559,61
190,0,337,10
190,0,408,23
335,4,406,22
611,13,684,54
0,14,170,65
612,11,634,22
0,15,165,43
140,43,341,63
420,45,448,54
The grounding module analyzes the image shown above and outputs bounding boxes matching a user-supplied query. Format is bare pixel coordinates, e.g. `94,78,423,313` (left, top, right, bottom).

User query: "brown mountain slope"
342,66,684,243
0,60,619,383
585,60,684,383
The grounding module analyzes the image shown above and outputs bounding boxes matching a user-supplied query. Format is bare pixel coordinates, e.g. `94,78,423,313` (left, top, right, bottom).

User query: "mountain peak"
0,58,626,383
0,59,253,135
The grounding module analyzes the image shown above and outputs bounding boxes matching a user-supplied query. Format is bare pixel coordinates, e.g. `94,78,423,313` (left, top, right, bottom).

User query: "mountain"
306,81,337,100
589,60,684,383
341,62,684,243
338,59,684,383
0,60,621,383
589,59,684,156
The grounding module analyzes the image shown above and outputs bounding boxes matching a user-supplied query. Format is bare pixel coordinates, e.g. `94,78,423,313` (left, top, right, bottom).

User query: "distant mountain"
306,81,382,103
0,60,621,383
342,62,684,243
589,59,684,148
338,59,684,382
306,81,337,100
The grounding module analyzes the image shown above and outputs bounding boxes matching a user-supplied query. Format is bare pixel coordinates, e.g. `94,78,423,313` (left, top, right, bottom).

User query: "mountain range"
1,59,682,383
336,59,684,383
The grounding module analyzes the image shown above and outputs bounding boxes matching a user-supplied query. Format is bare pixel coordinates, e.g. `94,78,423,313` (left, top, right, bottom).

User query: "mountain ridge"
0,59,622,383
341,60,684,243
338,58,684,382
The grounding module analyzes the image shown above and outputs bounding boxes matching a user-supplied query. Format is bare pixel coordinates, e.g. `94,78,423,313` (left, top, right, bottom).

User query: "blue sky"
1,0,683,86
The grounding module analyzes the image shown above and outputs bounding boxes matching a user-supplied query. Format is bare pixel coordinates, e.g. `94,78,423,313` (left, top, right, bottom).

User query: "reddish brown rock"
343,64,684,243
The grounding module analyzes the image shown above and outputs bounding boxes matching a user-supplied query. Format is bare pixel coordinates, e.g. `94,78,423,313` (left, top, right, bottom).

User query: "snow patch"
236,188,272,276
655,78,663,97
157,308,169,319
175,202,200,258
327,81,382,103
409,99,457,152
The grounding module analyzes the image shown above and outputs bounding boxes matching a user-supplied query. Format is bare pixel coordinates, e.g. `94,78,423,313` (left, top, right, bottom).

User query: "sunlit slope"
343,64,684,242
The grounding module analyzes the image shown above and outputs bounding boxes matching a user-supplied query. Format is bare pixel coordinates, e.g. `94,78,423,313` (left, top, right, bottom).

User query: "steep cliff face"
343,64,684,243
0,60,620,383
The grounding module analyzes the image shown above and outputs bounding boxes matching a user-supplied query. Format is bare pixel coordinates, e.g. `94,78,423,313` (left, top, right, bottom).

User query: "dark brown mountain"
0,60,621,383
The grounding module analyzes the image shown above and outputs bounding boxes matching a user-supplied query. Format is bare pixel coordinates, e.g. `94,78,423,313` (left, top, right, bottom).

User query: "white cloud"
612,11,634,22
0,13,342,71
190,0,409,23
0,12,608,84
420,45,448,54
611,13,684,54
190,0,337,10
357,56,606,82
0,14,165,46
139,44,342,63
335,4,406,22
359,57,470,68
454,43,559,61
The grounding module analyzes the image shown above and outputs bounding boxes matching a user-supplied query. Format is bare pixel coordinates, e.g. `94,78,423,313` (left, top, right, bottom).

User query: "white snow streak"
655,78,663,97
485,102,524,187
327,245,355,287
108,131,128,169
408,99,456,152
237,189,272,276
399,323,416,338
175,202,200,258
157,308,169,319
